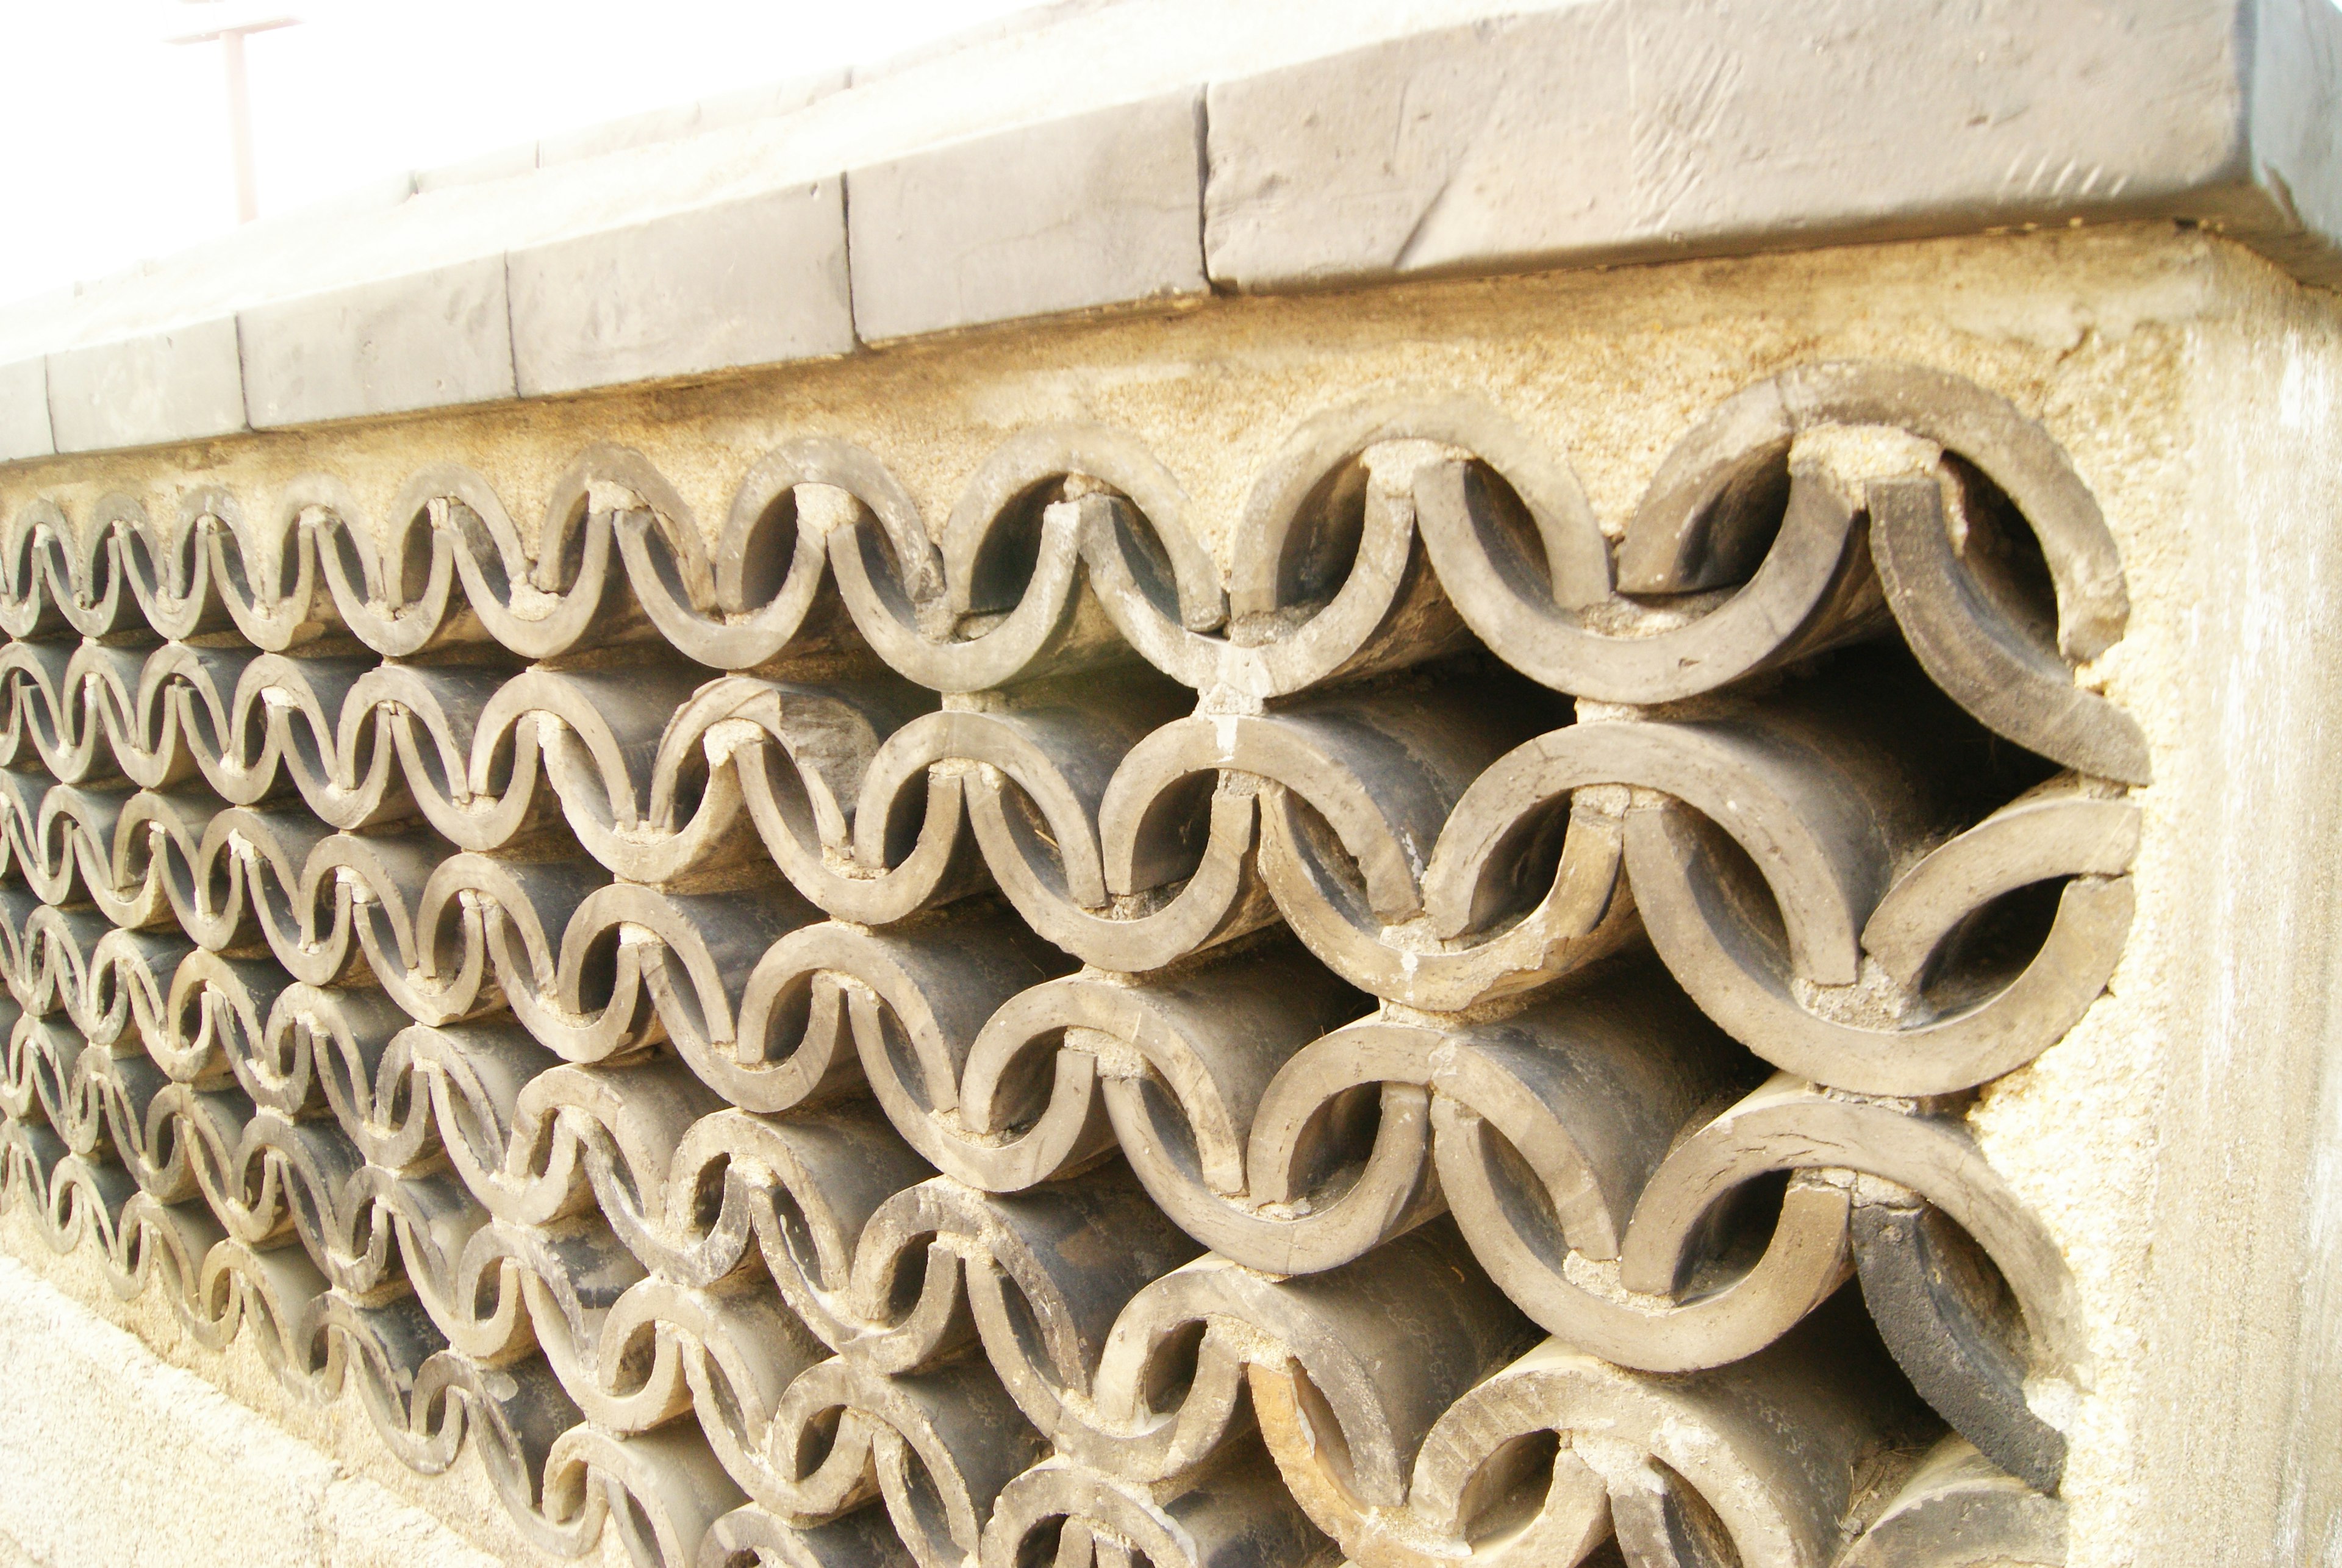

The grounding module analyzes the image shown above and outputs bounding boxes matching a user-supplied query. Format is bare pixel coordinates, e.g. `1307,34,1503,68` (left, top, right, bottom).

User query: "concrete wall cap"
847,89,1207,342
0,360,51,463
507,181,855,396
0,0,2332,466
240,257,517,429
44,320,246,455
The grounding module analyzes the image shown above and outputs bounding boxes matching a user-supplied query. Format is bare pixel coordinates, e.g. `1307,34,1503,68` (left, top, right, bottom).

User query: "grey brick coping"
1,0,2334,464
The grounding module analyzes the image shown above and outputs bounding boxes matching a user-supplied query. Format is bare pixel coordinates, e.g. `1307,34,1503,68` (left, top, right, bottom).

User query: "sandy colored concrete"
0,1212,624,1568
0,220,2336,1567
2108,242,2342,1568
0,1246,500,1568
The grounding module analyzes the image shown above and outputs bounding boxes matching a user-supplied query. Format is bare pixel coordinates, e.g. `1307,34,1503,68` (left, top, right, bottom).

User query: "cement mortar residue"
0,221,2335,1568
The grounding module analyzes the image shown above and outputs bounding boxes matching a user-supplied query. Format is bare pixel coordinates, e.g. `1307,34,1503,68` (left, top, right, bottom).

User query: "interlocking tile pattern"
0,360,2129,1568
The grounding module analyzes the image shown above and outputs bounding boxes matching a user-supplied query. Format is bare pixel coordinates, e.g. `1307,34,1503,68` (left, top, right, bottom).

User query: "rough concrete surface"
0,221,2334,1568
0,1251,502,1568
0,1208,625,1568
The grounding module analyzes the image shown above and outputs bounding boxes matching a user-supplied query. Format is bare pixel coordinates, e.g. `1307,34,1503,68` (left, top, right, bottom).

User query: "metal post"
221,29,257,224
167,8,299,226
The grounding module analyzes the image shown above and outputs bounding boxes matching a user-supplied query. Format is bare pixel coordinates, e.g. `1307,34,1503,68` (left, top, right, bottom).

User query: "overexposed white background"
0,0,1037,309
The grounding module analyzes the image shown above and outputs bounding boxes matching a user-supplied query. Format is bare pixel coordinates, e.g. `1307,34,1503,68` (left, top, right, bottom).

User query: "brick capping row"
0,0,2337,464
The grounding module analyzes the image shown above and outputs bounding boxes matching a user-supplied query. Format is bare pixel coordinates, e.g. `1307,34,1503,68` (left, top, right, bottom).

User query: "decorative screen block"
0,358,2132,1568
